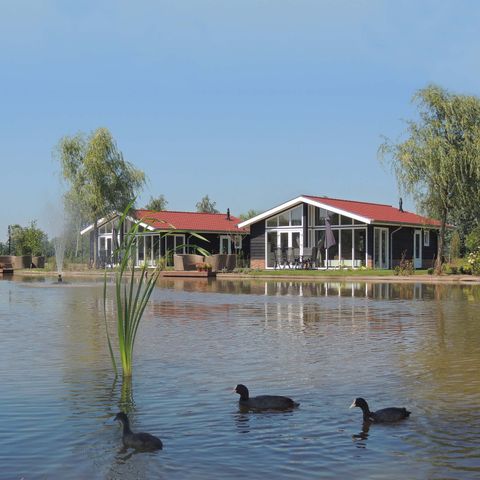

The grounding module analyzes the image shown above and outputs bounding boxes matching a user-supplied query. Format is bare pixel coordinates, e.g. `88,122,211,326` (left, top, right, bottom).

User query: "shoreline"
10,269,480,285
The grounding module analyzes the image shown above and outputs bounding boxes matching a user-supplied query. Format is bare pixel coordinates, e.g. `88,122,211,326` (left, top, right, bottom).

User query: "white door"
413,230,422,269
374,227,389,269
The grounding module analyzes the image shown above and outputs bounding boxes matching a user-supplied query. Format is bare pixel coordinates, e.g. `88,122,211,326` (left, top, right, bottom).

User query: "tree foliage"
379,84,480,273
196,194,219,214
145,195,168,211
239,209,261,221
10,221,49,256
56,128,145,266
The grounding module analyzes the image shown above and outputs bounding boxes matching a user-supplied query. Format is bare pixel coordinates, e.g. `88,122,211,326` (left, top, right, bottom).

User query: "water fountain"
53,230,66,283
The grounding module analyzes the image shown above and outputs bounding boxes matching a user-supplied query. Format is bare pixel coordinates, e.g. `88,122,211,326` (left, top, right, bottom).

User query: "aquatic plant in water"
103,206,161,378
103,204,208,378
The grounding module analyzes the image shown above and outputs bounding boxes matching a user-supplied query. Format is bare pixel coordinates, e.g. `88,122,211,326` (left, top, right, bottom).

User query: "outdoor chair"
301,247,313,269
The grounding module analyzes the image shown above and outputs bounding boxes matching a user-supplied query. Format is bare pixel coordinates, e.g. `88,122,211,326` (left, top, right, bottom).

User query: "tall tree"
379,85,480,273
57,128,145,267
145,195,168,211
196,195,219,214
239,209,261,221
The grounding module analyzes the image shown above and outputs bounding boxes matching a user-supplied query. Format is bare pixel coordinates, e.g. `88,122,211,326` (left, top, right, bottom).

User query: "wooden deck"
161,270,216,278
0,263,14,275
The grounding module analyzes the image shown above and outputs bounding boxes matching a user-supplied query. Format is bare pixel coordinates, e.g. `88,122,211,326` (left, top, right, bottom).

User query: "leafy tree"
196,195,219,214
449,230,461,260
465,225,480,253
145,195,168,211
56,128,145,267
10,221,48,256
239,209,261,221
380,84,480,274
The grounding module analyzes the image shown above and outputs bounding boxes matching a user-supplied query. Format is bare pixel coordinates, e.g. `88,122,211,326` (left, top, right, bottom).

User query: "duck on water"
234,384,300,411
350,397,411,423
114,412,163,451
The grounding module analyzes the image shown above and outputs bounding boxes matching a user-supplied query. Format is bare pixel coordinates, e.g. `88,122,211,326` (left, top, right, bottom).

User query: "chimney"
399,197,404,212
227,208,231,221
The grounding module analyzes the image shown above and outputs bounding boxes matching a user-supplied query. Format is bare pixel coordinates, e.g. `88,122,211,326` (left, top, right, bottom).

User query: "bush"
442,264,458,275
427,267,434,274
459,264,472,275
394,251,415,276
465,226,480,253
467,249,480,275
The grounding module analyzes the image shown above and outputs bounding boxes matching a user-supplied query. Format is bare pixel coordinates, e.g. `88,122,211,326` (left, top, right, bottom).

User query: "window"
265,206,303,228
424,230,430,247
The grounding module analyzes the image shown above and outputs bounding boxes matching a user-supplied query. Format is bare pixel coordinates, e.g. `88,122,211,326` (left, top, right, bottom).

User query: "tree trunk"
93,217,99,268
435,208,448,274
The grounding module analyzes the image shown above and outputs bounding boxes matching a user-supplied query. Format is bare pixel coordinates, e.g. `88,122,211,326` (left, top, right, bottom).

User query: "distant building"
238,195,441,270
81,210,249,267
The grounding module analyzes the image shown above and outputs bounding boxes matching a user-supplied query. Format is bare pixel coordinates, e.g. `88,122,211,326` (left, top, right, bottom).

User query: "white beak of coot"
349,400,356,409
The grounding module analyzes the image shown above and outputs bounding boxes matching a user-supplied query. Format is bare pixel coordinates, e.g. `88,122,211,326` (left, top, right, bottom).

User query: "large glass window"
267,231,278,268
291,207,302,226
266,206,303,228
278,211,289,226
340,229,353,263
354,229,366,266
329,213,339,225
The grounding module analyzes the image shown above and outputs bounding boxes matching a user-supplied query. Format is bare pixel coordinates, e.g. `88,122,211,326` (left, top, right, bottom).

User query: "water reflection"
1,276,480,479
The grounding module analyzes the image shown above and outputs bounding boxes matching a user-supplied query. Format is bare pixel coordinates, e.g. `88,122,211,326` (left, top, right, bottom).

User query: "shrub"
465,226,480,253
467,249,480,275
394,251,415,276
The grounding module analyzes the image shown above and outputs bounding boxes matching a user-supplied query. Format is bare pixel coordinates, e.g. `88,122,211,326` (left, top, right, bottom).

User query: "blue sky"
1,0,480,241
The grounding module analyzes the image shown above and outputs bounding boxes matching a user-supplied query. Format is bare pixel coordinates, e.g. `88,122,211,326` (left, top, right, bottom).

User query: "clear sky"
1,0,480,242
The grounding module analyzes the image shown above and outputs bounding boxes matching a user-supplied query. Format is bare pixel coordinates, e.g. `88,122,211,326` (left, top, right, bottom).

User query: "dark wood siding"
391,227,413,263
250,221,265,260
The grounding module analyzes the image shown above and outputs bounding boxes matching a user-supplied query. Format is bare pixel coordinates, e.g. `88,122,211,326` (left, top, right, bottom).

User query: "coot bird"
350,397,411,423
234,384,299,411
114,412,163,450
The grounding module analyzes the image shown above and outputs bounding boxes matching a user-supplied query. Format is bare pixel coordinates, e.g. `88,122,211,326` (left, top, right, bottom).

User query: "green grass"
244,268,430,277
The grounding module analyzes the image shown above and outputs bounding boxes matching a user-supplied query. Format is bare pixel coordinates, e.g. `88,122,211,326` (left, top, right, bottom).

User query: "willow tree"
380,85,480,274
196,194,219,213
57,128,145,267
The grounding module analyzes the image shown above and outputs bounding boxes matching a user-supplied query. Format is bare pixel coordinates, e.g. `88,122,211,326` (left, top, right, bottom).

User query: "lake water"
1,276,479,479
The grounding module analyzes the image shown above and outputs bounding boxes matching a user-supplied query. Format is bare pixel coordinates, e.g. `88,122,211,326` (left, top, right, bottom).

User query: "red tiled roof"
303,195,442,227
133,210,248,233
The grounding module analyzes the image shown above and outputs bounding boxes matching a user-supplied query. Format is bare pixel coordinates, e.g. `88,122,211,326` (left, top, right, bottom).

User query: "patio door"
374,227,389,269
266,230,302,268
413,229,422,269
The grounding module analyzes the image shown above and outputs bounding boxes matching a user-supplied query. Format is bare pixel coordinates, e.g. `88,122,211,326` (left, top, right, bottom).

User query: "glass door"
413,229,422,269
266,230,303,268
374,227,389,269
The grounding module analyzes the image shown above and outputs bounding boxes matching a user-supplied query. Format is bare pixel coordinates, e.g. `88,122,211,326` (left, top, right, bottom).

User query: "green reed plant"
104,203,208,378
104,212,161,378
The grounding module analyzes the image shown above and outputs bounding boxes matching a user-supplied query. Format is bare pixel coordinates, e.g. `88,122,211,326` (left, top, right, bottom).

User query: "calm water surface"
0,276,479,479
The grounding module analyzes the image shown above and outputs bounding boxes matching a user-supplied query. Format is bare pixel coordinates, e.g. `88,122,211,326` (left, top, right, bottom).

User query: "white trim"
374,227,389,269
238,196,372,228
414,229,422,269
80,212,157,235
423,229,430,247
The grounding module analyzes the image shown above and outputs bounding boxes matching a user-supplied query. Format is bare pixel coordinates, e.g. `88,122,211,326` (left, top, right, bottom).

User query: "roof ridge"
303,194,393,208
135,209,237,217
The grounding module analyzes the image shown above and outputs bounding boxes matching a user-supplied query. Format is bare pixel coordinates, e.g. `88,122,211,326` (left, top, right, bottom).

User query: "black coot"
114,412,163,450
350,397,411,423
234,384,299,411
